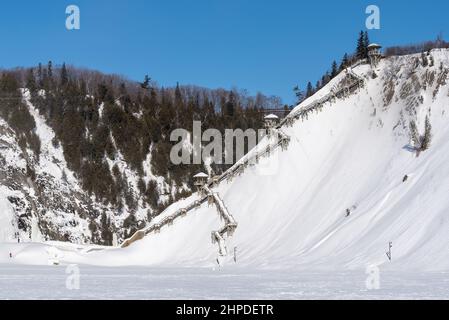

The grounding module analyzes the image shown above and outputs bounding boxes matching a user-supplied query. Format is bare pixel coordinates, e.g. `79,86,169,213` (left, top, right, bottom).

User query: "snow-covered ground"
2,50,449,299
1,265,449,300
0,266,449,299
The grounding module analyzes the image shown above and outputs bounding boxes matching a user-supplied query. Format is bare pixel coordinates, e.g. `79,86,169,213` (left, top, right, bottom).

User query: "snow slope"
2,50,449,271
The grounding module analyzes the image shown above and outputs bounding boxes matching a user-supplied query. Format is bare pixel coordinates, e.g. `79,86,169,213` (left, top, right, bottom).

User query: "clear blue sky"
1,0,448,104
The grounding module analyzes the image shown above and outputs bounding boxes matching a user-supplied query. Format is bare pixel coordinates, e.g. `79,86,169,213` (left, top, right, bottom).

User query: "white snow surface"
2,265,449,299
2,51,449,276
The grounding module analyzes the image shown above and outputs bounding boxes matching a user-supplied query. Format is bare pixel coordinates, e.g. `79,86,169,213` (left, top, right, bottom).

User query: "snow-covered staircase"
121,195,208,248
203,185,237,256
120,64,366,252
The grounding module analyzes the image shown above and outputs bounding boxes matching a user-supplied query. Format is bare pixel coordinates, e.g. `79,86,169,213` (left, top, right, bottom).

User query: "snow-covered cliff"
2,49,449,271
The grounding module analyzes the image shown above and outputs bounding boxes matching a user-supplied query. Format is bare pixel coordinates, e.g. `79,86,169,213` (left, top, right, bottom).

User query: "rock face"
0,90,132,245
0,115,98,244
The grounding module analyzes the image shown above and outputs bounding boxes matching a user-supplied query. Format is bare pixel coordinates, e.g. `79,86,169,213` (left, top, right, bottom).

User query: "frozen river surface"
1,265,449,299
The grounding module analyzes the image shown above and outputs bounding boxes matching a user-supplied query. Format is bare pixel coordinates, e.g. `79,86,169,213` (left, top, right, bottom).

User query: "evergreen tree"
60,63,68,86
306,82,314,98
47,61,53,79
37,63,43,87
26,68,37,93
363,31,370,58
42,60,53,90
293,85,304,104
174,82,183,108
225,91,236,117
141,75,151,89
340,53,349,71
421,115,432,150
409,120,420,148
356,30,365,60
100,212,113,245
331,60,338,78
321,72,331,87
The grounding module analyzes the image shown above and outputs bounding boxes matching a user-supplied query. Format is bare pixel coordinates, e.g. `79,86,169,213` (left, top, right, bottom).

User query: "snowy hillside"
2,49,449,271
0,91,101,244
0,90,152,245
0,87,184,245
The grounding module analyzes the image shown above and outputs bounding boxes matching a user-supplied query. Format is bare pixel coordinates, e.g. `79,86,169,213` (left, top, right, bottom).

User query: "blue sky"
1,0,448,104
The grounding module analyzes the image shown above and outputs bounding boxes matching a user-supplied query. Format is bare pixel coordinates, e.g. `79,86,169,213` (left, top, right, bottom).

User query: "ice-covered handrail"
278,68,364,128
204,185,237,226
121,195,208,248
